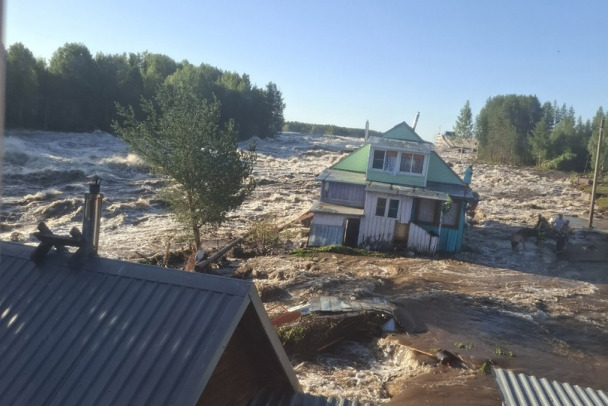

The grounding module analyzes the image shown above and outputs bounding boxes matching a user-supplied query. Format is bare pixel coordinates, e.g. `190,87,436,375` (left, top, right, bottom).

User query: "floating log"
195,236,245,272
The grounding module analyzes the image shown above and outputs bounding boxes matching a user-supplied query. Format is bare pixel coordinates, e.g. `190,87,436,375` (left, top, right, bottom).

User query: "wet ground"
245,227,608,404
3,131,607,403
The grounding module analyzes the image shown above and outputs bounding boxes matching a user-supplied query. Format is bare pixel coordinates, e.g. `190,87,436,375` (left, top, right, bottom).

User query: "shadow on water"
386,287,608,391
458,220,608,285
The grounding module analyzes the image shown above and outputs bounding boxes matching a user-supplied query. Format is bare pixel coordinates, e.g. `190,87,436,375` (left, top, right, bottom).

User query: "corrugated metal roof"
326,133,466,189
426,151,465,186
317,169,367,185
331,144,370,173
365,182,450,201
248,389,375,406
493,368,608,406
308,296,394,314
310,201,365,216
380,121,430,143
0,241,299,406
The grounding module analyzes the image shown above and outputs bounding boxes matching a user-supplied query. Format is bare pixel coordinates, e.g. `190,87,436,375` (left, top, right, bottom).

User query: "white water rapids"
2,130,607,404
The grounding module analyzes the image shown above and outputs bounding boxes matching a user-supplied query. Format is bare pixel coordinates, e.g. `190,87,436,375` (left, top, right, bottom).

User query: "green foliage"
454,100,474,138
476,95,595,172
276,324,308,345
290,245,391,258
476,94,542,165
454,341,475,350
479,361,493,375
283,121,381,138
112,83,257,247
494,346,514,357
597,196,608,211
4,42,285,138
587,109,607,176
5,43,40,128
247,218,281,252
48,43,97,130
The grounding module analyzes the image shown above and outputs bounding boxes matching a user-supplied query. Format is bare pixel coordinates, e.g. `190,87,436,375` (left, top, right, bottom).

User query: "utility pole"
588,118,604,228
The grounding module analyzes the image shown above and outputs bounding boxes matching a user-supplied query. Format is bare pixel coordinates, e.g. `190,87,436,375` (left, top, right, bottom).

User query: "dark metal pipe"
82,176,103,254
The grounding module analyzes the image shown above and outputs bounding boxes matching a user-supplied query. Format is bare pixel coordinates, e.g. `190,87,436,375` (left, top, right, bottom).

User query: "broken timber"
194,236,245,272
194,211,309,272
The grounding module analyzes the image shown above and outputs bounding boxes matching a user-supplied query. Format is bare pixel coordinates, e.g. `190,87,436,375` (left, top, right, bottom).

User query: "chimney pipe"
412,112,420,131
364,120,369,142
82,175,103,254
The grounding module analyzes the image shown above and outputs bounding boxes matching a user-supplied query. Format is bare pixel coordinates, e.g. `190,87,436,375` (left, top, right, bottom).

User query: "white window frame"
371,148,426,176
375,197,399,218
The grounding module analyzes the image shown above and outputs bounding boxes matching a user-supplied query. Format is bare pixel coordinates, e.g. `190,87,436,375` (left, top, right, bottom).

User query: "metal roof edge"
429,151,465,185
493,368,608,406
2,241,252,298
247,286,303,392
179,289,254,406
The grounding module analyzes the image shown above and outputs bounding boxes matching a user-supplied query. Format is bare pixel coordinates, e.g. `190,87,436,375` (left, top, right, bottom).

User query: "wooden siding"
322,181,365,208
308,224,343,246
358,192,413,246
414,201,467,253
309,213,346,247
407,222,439,254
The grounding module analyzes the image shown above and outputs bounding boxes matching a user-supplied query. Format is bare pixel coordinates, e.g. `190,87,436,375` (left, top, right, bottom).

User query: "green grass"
596,196,608,211
454,341,476,350
290,245,392,258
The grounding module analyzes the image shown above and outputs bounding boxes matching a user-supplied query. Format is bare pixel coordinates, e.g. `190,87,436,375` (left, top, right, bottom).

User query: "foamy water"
1,130,361,258
2,130,607,403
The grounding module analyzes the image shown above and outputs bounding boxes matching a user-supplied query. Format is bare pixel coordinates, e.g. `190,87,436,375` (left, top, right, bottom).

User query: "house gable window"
372,150,386,170
372,150,398,171
376,197,399,218
399,153,425,174
372,149,426,175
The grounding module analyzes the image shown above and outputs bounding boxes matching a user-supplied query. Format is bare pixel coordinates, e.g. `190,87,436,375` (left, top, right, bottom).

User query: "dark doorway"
343,218,361,248
394,222,409,250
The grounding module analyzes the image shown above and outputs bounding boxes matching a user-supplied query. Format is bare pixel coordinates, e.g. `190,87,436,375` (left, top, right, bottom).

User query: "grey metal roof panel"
0,241,291,406
310,201,365,216
316,169,367,185
365,181,450,201
248,389,375,406
493,368,608,406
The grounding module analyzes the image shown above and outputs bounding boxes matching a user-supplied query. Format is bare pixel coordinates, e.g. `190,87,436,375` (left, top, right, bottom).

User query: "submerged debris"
274,296,399,359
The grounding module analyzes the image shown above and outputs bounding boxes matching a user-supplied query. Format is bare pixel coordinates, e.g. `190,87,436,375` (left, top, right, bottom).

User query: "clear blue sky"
5,0,608,141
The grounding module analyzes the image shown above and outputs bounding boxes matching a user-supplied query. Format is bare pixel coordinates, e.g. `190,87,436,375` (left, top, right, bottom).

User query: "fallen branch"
195,236,245,272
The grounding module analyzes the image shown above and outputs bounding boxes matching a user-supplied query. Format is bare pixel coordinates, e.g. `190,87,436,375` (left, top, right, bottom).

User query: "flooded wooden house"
307,121,477,254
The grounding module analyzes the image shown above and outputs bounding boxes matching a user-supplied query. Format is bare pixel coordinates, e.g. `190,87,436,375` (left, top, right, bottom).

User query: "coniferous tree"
587,108,607,176
454,100,474,138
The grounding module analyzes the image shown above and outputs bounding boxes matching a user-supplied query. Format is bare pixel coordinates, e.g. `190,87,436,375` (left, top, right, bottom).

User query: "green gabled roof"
382,122,431,144
427,151,465,185
331,144,369,173
327,128,464,188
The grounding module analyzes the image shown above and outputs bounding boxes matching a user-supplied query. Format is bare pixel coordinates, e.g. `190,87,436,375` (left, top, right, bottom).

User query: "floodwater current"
1,130,607,404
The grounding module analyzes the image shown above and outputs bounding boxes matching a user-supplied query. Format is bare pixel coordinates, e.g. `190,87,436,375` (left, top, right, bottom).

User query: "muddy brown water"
4,131,606,403
253,227,608,404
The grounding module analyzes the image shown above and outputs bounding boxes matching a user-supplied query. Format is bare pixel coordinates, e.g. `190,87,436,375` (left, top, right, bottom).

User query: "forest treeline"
283,121,381,138
456,95,606,174
5,42,285,140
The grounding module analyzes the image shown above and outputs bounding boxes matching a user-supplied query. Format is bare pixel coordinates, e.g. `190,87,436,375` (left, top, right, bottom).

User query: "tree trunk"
192,225,201,249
